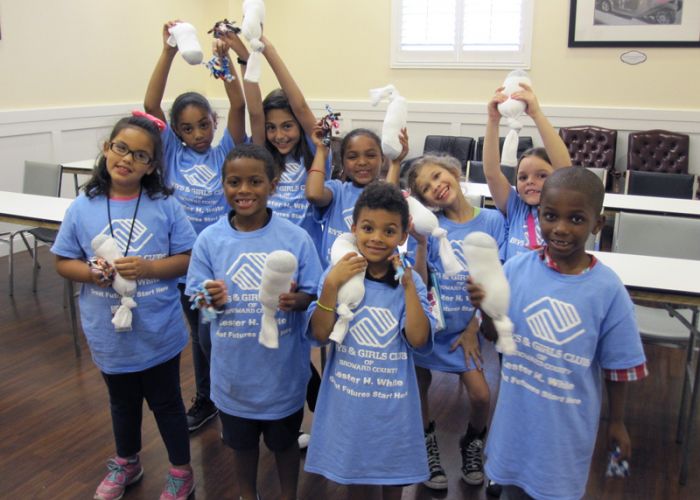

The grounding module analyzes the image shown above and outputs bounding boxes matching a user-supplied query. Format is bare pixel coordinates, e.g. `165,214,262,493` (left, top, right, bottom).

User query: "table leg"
679,310,699,485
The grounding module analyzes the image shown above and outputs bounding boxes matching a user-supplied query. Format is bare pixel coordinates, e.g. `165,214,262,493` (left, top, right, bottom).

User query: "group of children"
50,20,647,500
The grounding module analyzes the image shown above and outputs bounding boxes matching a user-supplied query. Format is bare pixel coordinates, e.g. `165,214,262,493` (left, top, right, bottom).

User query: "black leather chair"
627,129,689,174
473,136,533,162
559,125,618,190
466,161,516,186
423,135,475,174
624,170,695,199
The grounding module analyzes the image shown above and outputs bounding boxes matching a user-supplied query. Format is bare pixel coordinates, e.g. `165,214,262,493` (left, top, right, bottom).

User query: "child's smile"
223,157,276,230
415,164,459,208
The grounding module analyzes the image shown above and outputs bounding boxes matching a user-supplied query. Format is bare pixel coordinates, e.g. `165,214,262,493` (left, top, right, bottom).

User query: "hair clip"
131,110,166,132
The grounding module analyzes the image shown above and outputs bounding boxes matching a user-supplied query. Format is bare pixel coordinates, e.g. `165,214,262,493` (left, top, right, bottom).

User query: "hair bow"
132,110,166,132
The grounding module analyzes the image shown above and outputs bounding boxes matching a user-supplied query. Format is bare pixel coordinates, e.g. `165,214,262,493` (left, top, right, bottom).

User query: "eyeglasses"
109,142,153,165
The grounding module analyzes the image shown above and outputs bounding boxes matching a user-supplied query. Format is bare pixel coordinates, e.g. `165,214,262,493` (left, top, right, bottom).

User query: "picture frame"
568,0,700,47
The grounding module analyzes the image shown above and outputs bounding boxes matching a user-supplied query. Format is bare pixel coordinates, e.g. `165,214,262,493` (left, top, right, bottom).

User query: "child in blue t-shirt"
144,21,259,431
52,115,198,500
469,167,647,500
406,154,506,490
306,182,434,499
186,144,322,500
483,83,572,260
306,126,407,268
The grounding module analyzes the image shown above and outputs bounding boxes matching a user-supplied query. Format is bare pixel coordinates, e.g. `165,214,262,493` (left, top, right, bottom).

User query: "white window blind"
391,0,533,69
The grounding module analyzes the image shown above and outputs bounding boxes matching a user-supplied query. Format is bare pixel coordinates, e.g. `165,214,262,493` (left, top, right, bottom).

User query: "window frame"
390,0,535,70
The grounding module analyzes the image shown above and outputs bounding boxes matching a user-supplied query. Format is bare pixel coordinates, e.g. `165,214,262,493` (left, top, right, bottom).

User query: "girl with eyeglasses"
52,114,198,500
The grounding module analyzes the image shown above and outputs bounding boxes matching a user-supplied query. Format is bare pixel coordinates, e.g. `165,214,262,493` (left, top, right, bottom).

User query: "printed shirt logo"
182,164,219,190
100,219,153,253
349,306,399,348
450,239,468,270
342,206,354,229
279,162,305,185
226,253,268,290
523,296,585,345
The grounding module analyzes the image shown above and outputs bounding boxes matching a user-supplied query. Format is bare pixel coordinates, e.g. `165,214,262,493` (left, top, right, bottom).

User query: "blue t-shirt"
51,192,197,374
162,125,235,235
186,213,323,419
304,269,435,485
313,179,364,268
504,188,542,261
485,251,646,500
413,208,506,372
266,136,331,255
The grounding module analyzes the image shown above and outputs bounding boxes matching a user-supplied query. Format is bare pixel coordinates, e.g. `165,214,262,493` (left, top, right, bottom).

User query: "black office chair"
624,170,695,199
466,161,516,186
473,136,533,162
423,135,475,174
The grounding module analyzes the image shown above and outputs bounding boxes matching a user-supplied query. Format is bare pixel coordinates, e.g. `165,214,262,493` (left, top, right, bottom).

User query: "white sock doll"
497,69,532,167
167,22,204,65
369,84,407,160
241,0,266,83
406,196,463,276
91,235,137,330
329,233,365,344
258,250,297,349
461,232,516,354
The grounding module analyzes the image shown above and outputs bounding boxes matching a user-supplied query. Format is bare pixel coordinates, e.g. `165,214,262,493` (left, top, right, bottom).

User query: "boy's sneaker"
94,456,143,500
486,479,503,497
298,431,311,450
186,396,218,432
159,467,195,500
423,421,448,490
460,434,485,485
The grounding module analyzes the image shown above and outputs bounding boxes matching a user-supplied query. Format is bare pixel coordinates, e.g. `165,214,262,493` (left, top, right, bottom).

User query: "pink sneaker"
94,456,143,500
159,467,195,500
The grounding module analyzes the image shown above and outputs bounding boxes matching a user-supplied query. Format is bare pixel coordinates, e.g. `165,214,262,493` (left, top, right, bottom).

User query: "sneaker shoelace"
425,432,444,472
187,397,203,417
165,473,187,495
463,438,484,473
104,459,128,484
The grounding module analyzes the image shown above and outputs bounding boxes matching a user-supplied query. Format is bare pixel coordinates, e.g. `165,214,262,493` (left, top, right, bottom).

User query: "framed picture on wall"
568,0,700,47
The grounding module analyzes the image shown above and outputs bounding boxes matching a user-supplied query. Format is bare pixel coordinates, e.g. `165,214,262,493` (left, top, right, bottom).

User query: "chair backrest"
558,125,617,171
466,161,516,186
423,135,474,172
474,136,534,162
627,129,689,174
624,170,695,199
585,167,608,188
23,161,61,197
613,212,700,260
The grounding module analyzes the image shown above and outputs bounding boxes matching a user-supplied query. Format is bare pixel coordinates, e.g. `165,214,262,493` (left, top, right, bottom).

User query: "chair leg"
19,232,37,264
66,279,81,357
9,235,14,296
678,310,699,485
32,238,39,293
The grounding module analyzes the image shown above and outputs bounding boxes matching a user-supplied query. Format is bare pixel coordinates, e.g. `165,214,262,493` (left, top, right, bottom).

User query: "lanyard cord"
107,187,142,257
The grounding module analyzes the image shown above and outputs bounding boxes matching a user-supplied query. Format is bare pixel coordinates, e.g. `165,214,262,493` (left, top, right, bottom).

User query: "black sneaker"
186,396,218,432
486,479,502,497
460,435,484,485
423,421,448,490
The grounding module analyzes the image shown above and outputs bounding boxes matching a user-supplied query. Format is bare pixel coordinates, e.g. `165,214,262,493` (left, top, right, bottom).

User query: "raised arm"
513,83,571,169
484,88,513,214
144,21,180,122
261,35,317,136
385,128,409,186
211,39,247,145
305,122,334,207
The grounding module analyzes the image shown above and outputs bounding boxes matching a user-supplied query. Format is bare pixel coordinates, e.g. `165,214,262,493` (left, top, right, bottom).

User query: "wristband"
316,300,335,313
237,57,248,65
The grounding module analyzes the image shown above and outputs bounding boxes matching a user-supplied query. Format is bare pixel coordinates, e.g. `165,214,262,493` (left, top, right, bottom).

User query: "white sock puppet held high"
91,235,138,330
462,232,516,354
369,84,407,160
497,69,532,167
241,0,265,82
329,233,365,344
406,196,463,275
258,250,297,349
167,22,204,65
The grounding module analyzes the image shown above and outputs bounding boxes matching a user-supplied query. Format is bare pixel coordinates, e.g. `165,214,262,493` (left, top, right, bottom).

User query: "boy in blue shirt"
469,167,647,499
305,182,435,500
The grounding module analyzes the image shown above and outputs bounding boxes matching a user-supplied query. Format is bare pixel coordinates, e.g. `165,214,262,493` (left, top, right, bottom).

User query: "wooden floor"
1,247,698,499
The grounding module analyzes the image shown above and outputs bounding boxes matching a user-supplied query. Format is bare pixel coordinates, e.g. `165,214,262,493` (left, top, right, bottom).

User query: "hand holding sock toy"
369,84,407,160
241,0,265,82
167,22,204,65
329,233,365,344
91,235,137,331
497,69,531,167
258,251,298,349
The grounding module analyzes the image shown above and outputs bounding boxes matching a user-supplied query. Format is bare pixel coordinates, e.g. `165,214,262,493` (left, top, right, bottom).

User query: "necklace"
107,187,142,256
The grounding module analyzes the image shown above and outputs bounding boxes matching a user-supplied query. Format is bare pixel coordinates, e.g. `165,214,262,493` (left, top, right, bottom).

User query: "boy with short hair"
470,167,647,499
305,182,435,499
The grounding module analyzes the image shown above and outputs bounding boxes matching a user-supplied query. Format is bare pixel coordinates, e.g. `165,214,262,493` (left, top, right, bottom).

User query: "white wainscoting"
1,100,699,257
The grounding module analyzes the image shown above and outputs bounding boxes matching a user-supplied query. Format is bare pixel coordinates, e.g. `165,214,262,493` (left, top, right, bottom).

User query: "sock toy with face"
167,22,204,65
329,233,365,345
91,234,137,331
406,195,463,276
241,0,266,82
258,250,298,349
461,231,516,354
497,69,531,167
369,84,407,160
